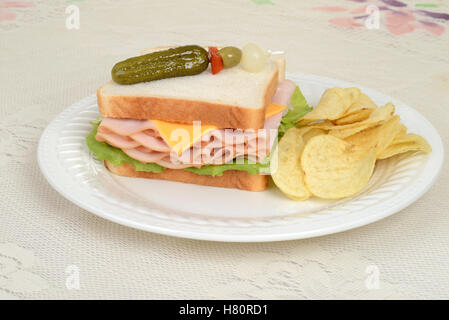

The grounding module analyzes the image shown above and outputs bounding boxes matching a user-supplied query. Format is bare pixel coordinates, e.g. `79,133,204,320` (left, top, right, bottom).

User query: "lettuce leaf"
86,85,310,176
185,159,269,176
86,120,165,173
277,86,312,138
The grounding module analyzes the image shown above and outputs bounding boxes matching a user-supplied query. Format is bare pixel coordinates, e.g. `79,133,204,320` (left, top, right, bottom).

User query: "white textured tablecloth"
1,0,448,299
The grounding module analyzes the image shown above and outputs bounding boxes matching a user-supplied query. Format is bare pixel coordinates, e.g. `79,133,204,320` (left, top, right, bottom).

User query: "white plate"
38,73,444,242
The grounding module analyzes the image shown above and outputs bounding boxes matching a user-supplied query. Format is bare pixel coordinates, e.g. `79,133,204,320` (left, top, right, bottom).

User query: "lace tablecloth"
1,0,448,299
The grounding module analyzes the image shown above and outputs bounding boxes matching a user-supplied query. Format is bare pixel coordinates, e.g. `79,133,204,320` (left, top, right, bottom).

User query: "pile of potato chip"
271,87,431,200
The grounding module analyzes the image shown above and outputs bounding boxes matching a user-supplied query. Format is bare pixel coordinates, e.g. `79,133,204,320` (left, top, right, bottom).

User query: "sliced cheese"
265,103,287,118
152,120,217,155
153,103,287,155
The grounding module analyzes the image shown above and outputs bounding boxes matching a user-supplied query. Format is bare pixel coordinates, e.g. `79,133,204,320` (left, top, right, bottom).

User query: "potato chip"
378,133,431,159
306,120,371,139
390,132,426,145
357,93,377,108
305,103,394,131
394,124,408,139
270,128,312,200
297,87,355,125
344,93,377,115
274,85,431,201
364,102,395,122
345,87,362,103
329,125,370,139
298,88,377,127
301,135,376,199
329,102,395,138
295,126,328,140
344,116,405,157
303,120,334,130
334,108,373,125
302,128,327,142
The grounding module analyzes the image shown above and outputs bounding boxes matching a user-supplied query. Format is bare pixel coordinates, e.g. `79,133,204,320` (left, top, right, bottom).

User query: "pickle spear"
111,45,209,85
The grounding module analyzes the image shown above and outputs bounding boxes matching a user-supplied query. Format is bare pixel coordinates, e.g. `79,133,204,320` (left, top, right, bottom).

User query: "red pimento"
208,47,224,75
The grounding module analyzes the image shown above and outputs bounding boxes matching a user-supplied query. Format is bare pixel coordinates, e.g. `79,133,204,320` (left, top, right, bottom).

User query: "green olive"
218,46,242,69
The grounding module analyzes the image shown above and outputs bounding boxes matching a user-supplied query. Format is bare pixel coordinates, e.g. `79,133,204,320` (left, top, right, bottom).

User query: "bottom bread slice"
105,161,268,191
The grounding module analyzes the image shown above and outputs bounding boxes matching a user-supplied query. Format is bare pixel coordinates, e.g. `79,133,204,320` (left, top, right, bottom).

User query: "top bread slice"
97,46,279,130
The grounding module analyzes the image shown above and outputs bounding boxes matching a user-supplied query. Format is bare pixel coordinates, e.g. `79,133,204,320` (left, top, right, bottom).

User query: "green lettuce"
86,120,166,173
277,86,312,138
86,86,311,176
185,159,269,176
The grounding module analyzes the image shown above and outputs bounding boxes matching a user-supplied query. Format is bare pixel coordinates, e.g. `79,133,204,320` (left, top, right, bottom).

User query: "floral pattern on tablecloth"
0,0,77,32
0,1,35,22
0,243,49,299
313,0,448,36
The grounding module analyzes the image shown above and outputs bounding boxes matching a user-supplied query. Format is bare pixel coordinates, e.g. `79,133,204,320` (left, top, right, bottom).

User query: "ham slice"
96,129,141,149
99,118,157,135
272,80,296,107
129,132,171,152
96,81,293,168
123,148,167,163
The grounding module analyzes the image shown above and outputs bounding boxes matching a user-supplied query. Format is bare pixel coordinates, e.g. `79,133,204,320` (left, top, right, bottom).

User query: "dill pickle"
111,45,209,85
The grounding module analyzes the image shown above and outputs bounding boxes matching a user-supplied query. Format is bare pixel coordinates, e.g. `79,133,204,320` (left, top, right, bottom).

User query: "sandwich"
86,44,311,191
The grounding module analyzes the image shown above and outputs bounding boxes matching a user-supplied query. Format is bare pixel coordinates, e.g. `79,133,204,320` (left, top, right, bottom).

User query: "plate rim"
37,72,445,242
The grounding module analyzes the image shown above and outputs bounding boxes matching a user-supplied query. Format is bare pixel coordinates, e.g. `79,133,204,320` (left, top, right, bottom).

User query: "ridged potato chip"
329,102,395,138
343,93,377,115
297,88,356,125
304,103,394,131
276,86,432,201
345,87,362,103
270,128,312,200
301,135,376,199
334,108,373,125
331,92,376,126
344,116,406,158
298,88,377,126
378,133,432,159
296,127,327,141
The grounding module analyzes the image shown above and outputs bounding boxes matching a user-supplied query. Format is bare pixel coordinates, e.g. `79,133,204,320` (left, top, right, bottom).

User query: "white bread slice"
105,161,268,191
97,46,279,130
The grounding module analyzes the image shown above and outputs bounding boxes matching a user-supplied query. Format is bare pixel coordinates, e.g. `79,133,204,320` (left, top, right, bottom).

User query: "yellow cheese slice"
265,103,287,118
152,119,217,155
152,103,287,155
